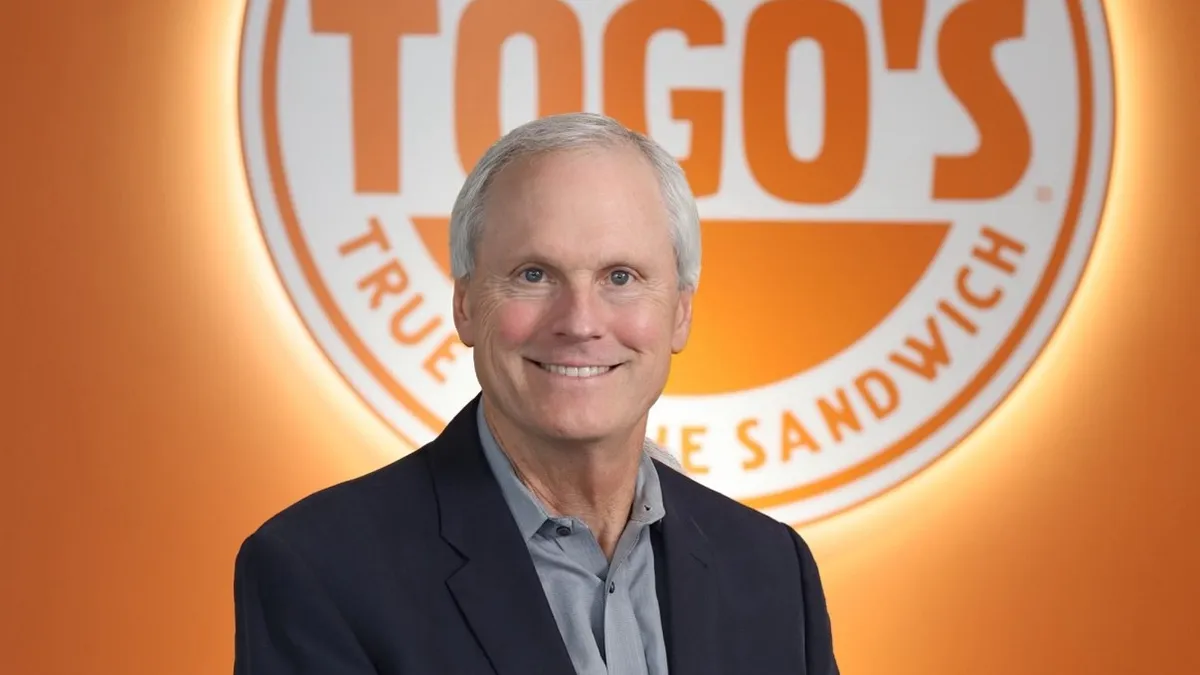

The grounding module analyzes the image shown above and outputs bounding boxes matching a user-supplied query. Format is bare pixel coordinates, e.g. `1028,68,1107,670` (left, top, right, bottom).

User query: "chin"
528,404,625,443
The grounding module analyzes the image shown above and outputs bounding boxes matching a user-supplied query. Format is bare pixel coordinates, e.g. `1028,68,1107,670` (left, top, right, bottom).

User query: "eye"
610,270,633,286
520,268,545,283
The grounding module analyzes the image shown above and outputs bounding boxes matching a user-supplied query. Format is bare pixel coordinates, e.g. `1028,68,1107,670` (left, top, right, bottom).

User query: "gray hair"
448,112,701,290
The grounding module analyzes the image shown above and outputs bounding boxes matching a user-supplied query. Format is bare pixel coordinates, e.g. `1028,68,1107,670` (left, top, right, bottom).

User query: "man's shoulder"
654,460,795,546
248,446,439,556
654,461,819,610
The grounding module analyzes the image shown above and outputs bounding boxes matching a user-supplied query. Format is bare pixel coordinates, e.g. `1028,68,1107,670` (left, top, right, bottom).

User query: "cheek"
485,301,544,348
610,303,675,351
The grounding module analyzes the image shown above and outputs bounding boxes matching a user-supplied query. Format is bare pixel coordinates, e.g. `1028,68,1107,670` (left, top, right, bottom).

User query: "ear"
670,287,694,354
452,276,476,348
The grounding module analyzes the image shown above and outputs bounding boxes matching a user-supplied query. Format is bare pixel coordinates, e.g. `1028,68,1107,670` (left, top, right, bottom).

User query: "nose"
550,282,605,341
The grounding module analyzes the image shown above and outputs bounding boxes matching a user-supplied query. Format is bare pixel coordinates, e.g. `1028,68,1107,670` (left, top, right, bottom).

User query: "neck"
482,399,645,559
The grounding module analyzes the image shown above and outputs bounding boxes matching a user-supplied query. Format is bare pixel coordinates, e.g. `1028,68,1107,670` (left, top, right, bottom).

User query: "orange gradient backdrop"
2,1,1198,673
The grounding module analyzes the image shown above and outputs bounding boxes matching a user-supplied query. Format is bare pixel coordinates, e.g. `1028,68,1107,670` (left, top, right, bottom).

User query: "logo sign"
240,0,1113,524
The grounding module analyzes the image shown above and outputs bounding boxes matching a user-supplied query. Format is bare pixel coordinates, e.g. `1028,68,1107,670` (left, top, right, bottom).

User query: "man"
233,113,839,674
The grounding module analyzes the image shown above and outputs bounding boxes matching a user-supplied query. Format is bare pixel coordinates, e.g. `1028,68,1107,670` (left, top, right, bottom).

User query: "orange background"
3,1,1198,673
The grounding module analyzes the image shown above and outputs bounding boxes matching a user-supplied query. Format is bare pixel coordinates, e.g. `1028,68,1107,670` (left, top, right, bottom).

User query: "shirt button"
608,582,616,594
556,525,571,537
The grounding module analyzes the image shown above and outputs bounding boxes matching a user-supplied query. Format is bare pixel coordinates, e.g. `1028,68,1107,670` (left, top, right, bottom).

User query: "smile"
531,361,617,378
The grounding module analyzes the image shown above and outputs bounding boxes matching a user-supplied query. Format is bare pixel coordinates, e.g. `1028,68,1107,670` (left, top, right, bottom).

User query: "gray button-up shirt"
477,403,670,675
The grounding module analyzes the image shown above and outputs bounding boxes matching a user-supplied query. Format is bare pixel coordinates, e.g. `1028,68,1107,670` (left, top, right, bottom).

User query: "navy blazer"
233,397,839,674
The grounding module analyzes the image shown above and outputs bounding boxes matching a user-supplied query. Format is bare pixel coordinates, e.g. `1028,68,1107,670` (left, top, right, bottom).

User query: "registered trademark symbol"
1036,186,1054,203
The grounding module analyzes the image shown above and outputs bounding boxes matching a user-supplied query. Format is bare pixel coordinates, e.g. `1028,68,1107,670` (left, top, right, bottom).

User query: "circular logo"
239,0,1113,524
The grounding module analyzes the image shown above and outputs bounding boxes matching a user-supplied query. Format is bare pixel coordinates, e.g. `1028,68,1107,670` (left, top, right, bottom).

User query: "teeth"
539,363,613,378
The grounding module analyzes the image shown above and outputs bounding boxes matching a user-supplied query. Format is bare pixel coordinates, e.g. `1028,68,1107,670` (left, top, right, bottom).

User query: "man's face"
453,146,693,444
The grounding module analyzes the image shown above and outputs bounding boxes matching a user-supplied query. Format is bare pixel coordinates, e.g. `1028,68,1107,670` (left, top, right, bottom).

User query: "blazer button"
608,582,616,594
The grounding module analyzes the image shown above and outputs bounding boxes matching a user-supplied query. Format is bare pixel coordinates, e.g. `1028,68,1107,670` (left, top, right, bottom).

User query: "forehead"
477,146,674,266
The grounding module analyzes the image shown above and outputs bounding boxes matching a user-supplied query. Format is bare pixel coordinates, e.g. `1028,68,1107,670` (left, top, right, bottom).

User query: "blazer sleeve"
788,528,840,675
233,530,377,675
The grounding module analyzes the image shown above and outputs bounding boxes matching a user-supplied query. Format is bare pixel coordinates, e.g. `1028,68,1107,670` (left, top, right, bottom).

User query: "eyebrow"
508,254,645,273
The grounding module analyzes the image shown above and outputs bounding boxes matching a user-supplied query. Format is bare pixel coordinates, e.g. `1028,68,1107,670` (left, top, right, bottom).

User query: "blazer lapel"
654,463,720,675
428,398,576,675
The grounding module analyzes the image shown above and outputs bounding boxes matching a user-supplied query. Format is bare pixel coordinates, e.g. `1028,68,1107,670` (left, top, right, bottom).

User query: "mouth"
527,359,621,379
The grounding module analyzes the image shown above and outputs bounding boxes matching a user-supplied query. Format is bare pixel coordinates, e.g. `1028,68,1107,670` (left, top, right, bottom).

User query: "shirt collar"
476,399,666,541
